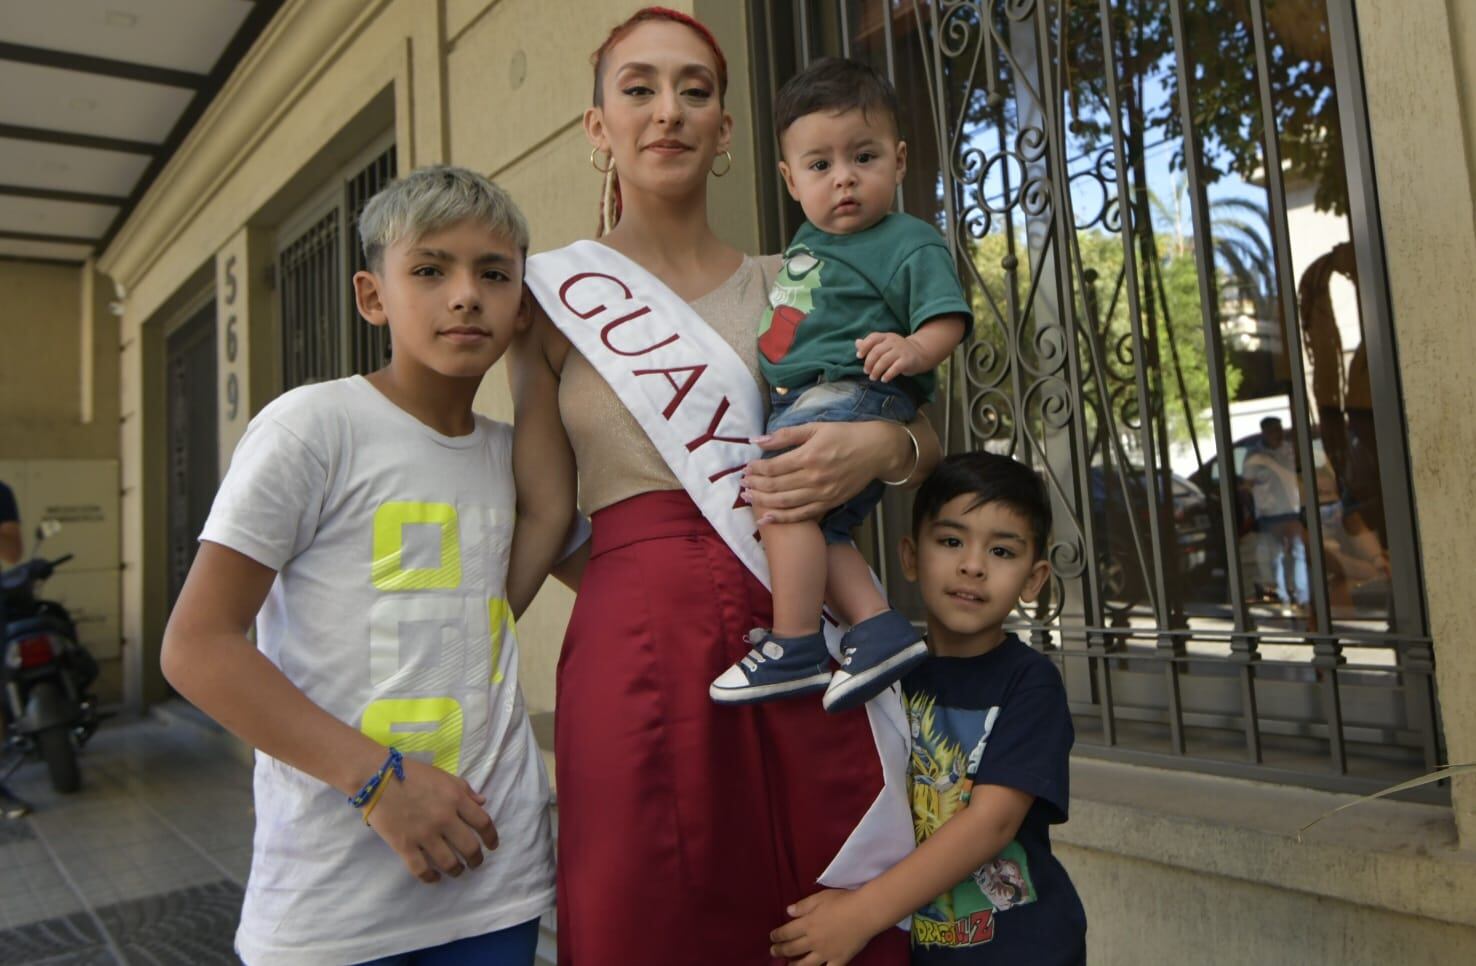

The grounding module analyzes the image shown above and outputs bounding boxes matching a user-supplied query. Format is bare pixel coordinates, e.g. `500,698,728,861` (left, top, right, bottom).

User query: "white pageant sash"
527,240,915,893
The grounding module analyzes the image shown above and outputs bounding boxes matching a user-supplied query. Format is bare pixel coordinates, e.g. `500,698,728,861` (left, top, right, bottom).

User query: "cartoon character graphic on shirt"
908,694,966,875
758,247,823,364
905,692,1038,948
974,856,1031,911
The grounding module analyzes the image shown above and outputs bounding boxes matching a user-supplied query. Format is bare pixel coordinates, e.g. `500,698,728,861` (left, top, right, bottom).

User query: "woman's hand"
769,888,884,965
743,415,939,525
742,421,893,524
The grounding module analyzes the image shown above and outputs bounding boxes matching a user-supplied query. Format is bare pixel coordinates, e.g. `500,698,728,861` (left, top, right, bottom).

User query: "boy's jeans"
763,377,918,545
351,917,539,966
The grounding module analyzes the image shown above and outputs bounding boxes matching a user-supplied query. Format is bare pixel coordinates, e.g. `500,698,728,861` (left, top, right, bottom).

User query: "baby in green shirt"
711,57,972,712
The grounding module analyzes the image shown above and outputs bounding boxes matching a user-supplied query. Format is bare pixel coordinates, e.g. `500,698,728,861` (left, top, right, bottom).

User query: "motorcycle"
1,520,101,794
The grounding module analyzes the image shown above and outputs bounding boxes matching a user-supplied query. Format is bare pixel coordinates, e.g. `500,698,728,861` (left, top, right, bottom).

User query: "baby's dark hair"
773,57,902,143
911,452,1053,559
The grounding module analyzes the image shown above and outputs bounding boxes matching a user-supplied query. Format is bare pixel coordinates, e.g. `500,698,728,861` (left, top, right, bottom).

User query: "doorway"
165,301,219,610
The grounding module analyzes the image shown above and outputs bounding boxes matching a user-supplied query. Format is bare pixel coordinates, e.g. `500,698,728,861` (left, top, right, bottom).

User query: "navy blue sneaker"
710,629,832,705
822,610,928,712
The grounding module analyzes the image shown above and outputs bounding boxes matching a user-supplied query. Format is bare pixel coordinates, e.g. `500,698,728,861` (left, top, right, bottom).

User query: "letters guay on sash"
526,240,915,894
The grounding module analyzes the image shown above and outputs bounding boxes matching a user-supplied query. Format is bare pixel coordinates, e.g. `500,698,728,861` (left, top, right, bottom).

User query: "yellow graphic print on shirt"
362,500,513,775
906,690,1038,949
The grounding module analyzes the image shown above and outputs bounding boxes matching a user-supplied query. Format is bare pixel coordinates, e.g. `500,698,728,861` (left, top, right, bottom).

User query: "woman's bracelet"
348,747,405,815
880,423,922,487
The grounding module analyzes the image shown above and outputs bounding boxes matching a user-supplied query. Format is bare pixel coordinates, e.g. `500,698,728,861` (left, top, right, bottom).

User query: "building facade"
3,1,1474,961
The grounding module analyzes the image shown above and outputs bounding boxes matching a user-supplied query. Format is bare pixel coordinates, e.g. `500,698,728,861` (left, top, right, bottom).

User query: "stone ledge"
1059,757,1476,928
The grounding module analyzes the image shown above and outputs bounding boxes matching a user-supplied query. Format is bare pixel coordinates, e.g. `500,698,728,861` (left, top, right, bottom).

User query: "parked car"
1088,465,1214,607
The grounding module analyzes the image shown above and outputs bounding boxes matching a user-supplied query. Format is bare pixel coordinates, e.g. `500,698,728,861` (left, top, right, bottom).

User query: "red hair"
590,7,728,235
591,7,728,106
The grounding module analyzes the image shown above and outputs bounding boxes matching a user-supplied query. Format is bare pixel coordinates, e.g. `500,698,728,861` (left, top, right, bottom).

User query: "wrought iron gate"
751,0,1441,797
165,301,219,609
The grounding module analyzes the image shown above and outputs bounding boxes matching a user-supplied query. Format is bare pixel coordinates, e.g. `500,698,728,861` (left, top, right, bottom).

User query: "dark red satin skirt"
554,491,909,965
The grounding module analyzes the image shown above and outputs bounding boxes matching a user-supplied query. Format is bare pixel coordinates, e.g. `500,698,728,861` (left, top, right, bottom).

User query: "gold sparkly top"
559,254,782,515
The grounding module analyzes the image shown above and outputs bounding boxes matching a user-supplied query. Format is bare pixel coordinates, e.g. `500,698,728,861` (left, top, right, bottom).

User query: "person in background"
0,480,20,567
1243,416,1309,611
0,479,30,817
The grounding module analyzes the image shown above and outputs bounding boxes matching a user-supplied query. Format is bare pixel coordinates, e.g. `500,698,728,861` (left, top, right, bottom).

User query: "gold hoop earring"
590,147,614,174
711,150,733,178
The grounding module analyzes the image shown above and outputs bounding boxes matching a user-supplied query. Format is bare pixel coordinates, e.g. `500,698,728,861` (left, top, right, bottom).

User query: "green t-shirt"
757,213,972,400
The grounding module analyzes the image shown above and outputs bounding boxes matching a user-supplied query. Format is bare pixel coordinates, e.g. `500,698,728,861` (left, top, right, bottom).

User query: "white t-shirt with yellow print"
200,375,555,965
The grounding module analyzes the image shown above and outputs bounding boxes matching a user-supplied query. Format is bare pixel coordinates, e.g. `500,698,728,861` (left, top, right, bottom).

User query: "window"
277,140,396,389
751,0,1442,798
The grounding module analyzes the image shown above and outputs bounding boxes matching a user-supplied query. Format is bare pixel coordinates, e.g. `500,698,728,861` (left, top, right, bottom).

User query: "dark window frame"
747,0,1443,800
277,139,397,390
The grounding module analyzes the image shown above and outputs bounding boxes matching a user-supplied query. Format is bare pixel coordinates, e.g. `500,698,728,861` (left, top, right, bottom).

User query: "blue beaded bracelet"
348,747,405,809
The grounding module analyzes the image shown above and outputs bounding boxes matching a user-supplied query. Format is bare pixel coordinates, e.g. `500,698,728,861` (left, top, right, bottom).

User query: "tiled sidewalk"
0,711,253,965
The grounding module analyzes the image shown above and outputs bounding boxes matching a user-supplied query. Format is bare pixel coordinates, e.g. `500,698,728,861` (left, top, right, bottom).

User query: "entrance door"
166,302,219,609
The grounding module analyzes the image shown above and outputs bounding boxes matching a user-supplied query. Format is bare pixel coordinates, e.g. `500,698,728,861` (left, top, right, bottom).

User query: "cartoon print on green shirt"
758,247,823,364
905,690,1038,948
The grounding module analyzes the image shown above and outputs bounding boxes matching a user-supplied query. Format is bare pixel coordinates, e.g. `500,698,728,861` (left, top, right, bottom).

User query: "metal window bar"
279,209,341,390
1324,0,1439,769
278,144,397,389
347,145,398,375
1094,0,1172,751
749,0,1445,799
165,304,218,609
1246,0,1333,766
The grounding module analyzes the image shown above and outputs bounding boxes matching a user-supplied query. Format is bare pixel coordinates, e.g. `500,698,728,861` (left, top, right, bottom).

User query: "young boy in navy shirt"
770,451,1086,964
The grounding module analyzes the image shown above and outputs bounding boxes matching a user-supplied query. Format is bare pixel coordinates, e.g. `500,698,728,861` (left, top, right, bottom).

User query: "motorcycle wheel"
37,725,80,794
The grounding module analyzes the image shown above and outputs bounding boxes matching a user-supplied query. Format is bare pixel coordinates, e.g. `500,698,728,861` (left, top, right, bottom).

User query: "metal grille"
165,303,219,609
278,143,397,389
279,208,341,389
347,147,398,373
751,0,1443,798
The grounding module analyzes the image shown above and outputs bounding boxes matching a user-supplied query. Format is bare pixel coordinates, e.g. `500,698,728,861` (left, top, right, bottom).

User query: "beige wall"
1053,758,1476,963
1060,843,1475,966
0,262,118,461
1358,0,1476,845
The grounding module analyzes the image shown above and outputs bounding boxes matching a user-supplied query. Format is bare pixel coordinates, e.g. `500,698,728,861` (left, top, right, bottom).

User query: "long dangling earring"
710,150,733,178
600,166,620,236
592,146,619,236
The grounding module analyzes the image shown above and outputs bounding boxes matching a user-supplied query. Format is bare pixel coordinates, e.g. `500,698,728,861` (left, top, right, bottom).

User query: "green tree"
1057,0,1348,214
964,224,1242,453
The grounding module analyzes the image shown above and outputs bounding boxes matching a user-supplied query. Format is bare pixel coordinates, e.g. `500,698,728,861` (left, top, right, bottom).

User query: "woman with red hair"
515,9,928,963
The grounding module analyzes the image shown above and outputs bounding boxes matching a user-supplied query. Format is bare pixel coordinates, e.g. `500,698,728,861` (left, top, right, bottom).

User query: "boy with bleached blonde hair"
162,166,570,965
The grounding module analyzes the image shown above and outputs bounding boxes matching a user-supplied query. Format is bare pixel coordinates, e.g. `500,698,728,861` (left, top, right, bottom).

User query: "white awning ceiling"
0,0,280,264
